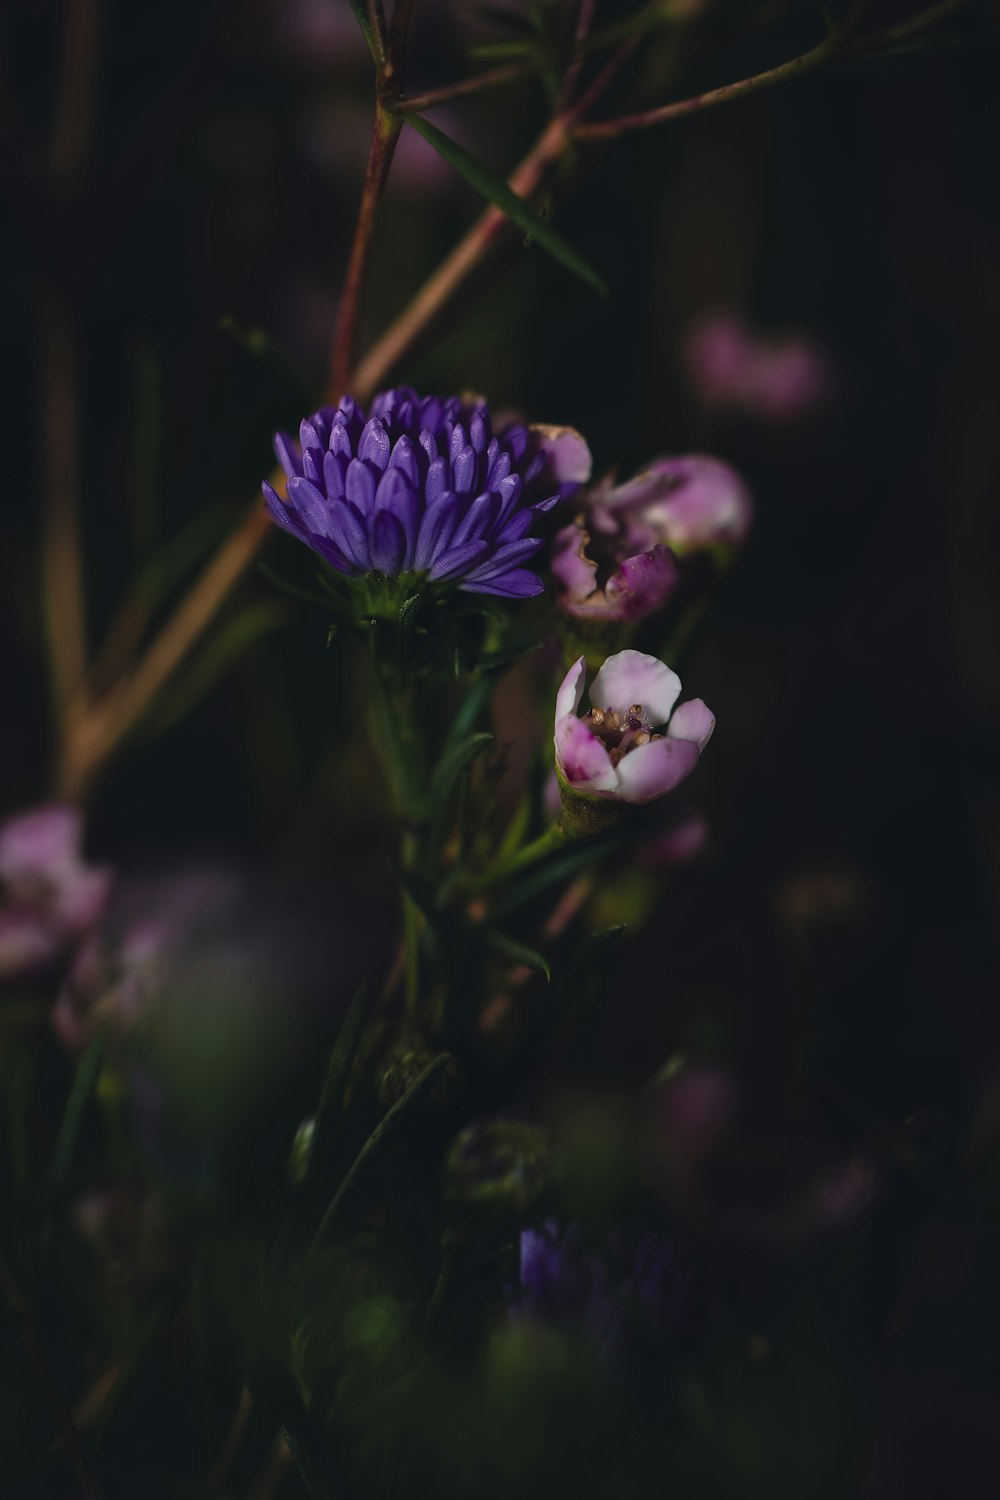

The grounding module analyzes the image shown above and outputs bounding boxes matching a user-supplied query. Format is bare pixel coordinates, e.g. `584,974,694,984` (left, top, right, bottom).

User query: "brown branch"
873,0,970,48
327,103,403,403
559,0,598,109
574,38,836,141
57,496,273,800
401,61,533,113
49,0,103,180
575,0,972,143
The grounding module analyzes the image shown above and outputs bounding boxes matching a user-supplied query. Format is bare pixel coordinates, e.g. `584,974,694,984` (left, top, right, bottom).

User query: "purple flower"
595,454,753,556
554,651,713,804
262,386,591,600
515,1219,693,1359
0,805,111,984
683,311,835,423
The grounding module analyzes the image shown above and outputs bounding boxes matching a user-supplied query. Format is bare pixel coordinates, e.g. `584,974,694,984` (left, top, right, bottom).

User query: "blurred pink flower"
653,1065,738,1169
0,805,111,984
684,311,835,423
640,810,710,869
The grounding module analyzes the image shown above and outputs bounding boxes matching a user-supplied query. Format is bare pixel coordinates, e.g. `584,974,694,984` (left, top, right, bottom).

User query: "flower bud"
444,1120,549,1218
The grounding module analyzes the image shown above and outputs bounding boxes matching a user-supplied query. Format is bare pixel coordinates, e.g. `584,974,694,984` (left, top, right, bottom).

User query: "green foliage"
398,112,608,295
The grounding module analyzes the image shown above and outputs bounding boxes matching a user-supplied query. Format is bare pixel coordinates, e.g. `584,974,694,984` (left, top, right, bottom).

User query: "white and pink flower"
554,650,714,804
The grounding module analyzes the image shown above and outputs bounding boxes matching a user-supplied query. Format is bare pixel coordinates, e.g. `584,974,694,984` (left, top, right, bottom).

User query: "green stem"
472,823,568,891
369,639,426,1019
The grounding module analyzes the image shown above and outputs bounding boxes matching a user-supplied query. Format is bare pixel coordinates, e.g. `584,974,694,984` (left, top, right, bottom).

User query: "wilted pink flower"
0,805,111,983
551,513,680,623
684,311,834,423
595,454,753,555
554,650,714,805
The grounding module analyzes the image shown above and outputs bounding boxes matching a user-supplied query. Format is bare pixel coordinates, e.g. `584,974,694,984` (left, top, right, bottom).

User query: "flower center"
584,703,664,767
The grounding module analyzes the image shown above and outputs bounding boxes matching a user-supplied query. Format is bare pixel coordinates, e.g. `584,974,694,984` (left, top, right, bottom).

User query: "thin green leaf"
307,986,373,1181
311,1055,452,1246
388,862,441,924
347,0,375,56
426,732,494,867
491,833,626,919
398,112,608,295
484,929,551,981
428,732,493,819
49,1025,108,1197
256,561,342,610
217,314,312,400
472,640,542,673
576,923,627,963
281,1422,335,1500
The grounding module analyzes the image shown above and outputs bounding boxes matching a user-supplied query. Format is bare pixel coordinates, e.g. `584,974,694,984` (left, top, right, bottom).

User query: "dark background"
1,1,999,1494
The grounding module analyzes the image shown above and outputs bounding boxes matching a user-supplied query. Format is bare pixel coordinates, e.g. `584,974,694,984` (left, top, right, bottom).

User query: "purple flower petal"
330,422,353,459
274,431,303,480
414,491,458,571
287,476,334,538
461,537,543,582
302,447,323,487
369,509,406,574
345,457,376,513
359,417,391,471
324,499,371,572
263,482,307,539
462,569,544,598
451,493,500,549
389,435,420,487
453,446,477,493
322,452,345,501
425,455,450,504
427,540,490,582
589,651,682,725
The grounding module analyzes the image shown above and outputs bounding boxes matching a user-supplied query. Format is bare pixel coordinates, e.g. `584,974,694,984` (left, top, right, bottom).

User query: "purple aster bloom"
515,1219,694,1360
262,386,591,600
554,651,714,805
0,805,111,984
